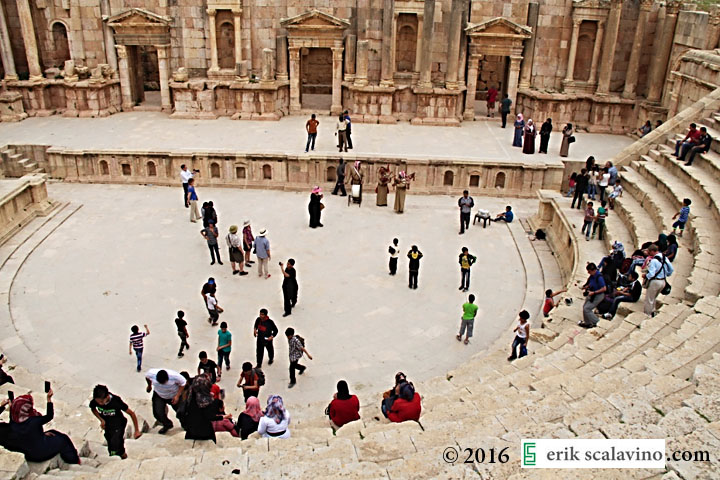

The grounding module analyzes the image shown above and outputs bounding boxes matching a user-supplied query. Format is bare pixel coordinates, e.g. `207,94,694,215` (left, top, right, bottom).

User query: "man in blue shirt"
580,263,606,328
643,244,673,317
492,205,514,223
187,178,200,223
605,161,618,186
343,110,353,149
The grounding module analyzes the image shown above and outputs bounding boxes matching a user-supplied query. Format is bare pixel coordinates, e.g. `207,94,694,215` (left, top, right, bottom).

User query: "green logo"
523,442,536,466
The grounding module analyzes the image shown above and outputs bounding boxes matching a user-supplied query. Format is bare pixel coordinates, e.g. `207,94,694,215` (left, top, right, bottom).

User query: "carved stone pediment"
280,10,350,30
107,8,171,46
107,8,171,27
465,17,532,38
572,0,610,9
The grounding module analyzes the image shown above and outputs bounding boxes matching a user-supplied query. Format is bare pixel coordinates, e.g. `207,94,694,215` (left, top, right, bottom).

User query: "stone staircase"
3,118,720,478
0,146,39,178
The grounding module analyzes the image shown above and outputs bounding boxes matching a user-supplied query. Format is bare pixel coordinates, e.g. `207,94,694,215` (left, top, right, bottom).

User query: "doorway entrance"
128,45,161,109
301,48,333,111
473,55,508,118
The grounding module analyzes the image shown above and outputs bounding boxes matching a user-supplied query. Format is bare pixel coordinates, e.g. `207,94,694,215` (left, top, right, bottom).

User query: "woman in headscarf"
184,374,223,442
9,390,80,464
560,123,573,157
522,119,536,154
327,380,360,429
376,165,392,207
308,186,324,228
393,171,412,214
349,161,363,203
512,114,524,148
258,395,291,438
539,118,552,154
235,396,263,440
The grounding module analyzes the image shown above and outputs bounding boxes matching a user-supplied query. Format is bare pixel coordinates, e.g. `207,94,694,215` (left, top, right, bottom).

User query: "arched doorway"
395,14,418,73
50,22,71,68
217,20,235,70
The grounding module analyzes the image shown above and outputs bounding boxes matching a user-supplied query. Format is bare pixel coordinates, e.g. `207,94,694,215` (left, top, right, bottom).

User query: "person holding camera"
580,263,606,328
180,164,198,208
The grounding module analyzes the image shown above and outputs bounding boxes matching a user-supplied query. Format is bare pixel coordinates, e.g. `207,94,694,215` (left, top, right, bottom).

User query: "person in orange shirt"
305,114,319,153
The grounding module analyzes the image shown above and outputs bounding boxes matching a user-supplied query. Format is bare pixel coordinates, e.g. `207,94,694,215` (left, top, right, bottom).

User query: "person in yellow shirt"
458,247,477,292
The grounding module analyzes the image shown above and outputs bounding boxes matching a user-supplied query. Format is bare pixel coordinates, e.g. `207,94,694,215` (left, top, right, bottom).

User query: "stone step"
610,184,658,248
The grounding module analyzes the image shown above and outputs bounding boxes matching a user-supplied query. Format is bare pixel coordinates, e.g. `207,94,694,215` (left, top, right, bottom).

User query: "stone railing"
35,148,563,197
0,173,56,245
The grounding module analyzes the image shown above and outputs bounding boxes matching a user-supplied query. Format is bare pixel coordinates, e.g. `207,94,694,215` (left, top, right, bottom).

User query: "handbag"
320,203,325,210
568,135,576,144
662,280,672,295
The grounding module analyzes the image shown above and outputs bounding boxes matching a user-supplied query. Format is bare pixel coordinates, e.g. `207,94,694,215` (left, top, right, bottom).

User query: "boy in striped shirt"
129,324,150,372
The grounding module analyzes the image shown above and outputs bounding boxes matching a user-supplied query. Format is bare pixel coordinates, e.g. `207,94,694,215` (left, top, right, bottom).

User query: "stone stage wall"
7,147,564,198
0,174,56,245
529,189,578,284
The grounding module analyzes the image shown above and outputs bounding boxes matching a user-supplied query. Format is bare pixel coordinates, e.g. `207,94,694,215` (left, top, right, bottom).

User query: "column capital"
597,19,606,29
232,8,242,15
710,9,720,26
116,44,127,59
509,55,523,64
665,0,681,15
207,8,217,16
639,0,654,11
156,45,169,59
572,17,583,27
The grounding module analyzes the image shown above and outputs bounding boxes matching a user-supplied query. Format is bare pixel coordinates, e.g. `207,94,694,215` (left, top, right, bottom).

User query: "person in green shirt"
592,200,608,240
216,322,232,379
457,294,479,345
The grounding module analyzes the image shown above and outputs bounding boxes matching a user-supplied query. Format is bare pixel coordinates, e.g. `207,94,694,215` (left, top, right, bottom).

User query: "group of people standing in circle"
512,115,575,157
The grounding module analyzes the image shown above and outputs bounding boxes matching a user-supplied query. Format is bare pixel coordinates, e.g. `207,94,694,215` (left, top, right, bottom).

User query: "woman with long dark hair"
327,380,360,429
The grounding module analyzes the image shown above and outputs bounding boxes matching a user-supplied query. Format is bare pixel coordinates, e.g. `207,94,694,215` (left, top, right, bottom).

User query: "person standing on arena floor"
242,220,255,268
201,220,222,266
254,308,278,367
90,384,142,459
198,351,219,383
344,110,354,149
129,324,150,372
500,94,512,128
407,245,423,290
332,158,348,196
175,311,190,358
388,238,399,275
206,290,223,326
458,190,474,234
201,277,216,321
305,114,319,153
286,327,313,389
486,85,498,118
216,321,232,377
144,368,186,434
458,247,477,292
255,229,271,279
280,259,298,317
187,178,200,223
226,225,248,276
457,294,478,345
180,164,195,208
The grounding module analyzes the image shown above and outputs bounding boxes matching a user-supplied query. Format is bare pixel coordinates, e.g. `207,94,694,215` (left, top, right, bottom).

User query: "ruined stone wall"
611,0,640,93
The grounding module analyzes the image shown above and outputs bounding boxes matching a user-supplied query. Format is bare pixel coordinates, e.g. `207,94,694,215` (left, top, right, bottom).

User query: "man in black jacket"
571,169,589,209
407,245,423,289
253,309,278,367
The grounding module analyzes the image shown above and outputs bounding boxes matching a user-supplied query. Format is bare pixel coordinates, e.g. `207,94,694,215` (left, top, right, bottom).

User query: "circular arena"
1,2,720,479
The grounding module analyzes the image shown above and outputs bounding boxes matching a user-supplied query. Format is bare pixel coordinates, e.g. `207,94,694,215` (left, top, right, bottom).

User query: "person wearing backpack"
285,328,313,389
237,362,264,402
642,244,674,317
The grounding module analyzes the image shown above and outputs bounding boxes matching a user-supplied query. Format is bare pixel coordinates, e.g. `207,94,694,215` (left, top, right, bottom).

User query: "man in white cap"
226,225,248,276
255,229,271,279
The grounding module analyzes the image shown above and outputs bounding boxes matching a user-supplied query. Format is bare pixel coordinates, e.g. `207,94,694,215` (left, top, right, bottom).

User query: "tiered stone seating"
4,115,720,478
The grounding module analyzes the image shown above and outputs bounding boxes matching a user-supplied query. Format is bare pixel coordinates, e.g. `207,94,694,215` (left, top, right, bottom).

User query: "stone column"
707,10,720,50
463,54,479,120
16,0,42,79
622,0,652,98
157,46,172,112
116,45,133,110
233,10,243,69
519,2,539,88
415,14,424,74
331,47,344,115
260,48,275,82
588,20,605,85
506,55,522,109
276,35,288,81
354,40,369,86
647,1,680,103
445,0,463,89
418,0,436,88
207,9,219,71
289,47,301,113
344,34,356,80
596,0,622,95
458,0,469,85
380,0,395,86
0,0,17,79
564,19,581,83
100,0,117,73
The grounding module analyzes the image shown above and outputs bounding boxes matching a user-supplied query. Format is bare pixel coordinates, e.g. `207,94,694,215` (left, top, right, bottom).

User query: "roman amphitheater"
0,0,720,478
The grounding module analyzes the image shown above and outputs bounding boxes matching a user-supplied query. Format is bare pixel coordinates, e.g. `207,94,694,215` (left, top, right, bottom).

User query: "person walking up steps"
407,245,423,290
144,368,186,434
286,327,313,388
592,200,608,240
187,178,200,223
255,229,271,279
198,351,219,383
175,311,190,358
672,198,692,237
507,310,530,360
388,238,399,275
305,114,319,153
582,201,594,241
458,247,477,292
129,324,150,372
254,308,278,367
216,321,232,378
90,384,142,459
457,294,478,345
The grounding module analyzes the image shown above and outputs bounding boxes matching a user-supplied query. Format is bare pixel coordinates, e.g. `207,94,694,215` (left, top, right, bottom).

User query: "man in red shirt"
486,85,498,118
305,114,319,153
674,123,701,160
